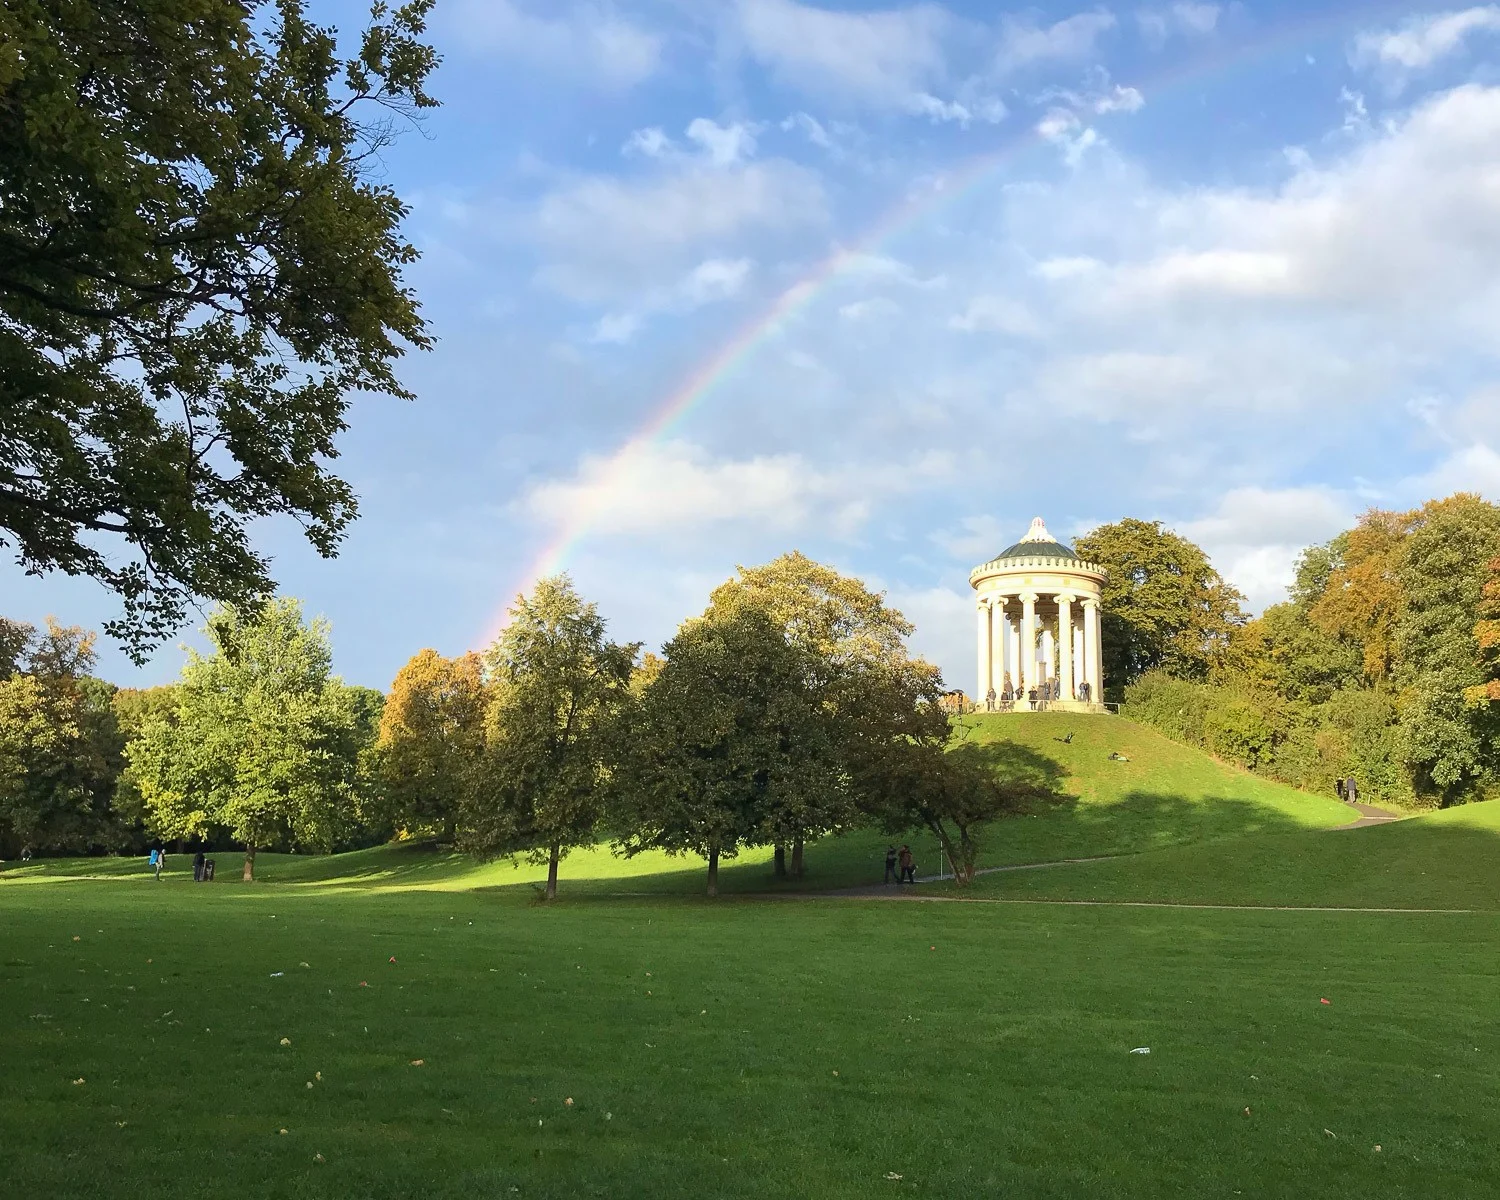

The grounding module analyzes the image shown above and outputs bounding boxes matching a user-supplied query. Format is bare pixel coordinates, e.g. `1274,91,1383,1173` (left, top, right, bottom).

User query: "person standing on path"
193,849,206,883
1345,777,1359,805
884,846,898,885
898,845,915,885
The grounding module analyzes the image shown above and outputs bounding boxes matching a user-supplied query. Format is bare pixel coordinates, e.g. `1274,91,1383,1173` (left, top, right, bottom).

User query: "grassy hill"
963,799,1500,910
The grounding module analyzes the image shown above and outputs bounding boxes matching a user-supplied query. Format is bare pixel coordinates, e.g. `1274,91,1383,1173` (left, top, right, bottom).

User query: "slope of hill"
955,711,1354,865
964,798,1500,910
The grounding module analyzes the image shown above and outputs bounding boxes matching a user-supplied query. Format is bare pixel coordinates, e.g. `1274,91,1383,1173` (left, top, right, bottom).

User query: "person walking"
1335,778,1346,801
884,845,898,885
1345,777,1359,805
897,845,915,886
193,849,206,883
153,845,166,881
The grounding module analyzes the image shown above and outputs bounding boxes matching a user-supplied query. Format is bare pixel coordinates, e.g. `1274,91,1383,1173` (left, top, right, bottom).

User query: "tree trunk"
243,844,256,883
773,844,787,878
545,841,560,901
442,817,455,845
707,846,719,898
791,838,804,879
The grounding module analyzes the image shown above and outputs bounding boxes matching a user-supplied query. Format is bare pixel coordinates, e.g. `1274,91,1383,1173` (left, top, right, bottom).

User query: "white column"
1007,606,1020,691
1083,597,1102,703
1020,592,1037,695
1057,594,1074,701
976,600,989,706
1073,621,1085,695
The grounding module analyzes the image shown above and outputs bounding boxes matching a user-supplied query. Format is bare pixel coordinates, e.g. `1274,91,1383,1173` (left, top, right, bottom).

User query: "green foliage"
377,649,485,842
618,603,829,896
462,577,636,899
129,599,371,875
1393,495,1500,803
0,619,125,855
1075,518,1246,696
0,0,437,658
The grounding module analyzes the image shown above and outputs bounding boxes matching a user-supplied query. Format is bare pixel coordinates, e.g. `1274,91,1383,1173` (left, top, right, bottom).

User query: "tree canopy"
129,599,370,878
1076,518,1246,694
462,577,636,900
0,0,437,658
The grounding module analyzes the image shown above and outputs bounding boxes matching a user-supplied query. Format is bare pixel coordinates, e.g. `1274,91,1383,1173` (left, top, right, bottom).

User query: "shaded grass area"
3,879,1498,1198
963,801,1500,911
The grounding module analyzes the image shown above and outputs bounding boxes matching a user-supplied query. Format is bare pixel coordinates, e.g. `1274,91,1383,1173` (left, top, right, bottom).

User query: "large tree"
377,649,486,842
129,598,369,878
1465,555,1500,707
1308,510,1412,683
0,0,437,658
619,603,828,897
463,577,636,901
0,618,124,857
1076,518,1246,695
707,553,912,877
1393,495,1500,804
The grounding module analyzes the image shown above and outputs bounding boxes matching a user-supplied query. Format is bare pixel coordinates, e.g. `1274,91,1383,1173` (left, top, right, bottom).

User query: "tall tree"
0,618,125,857
1393,495,1500,803
463,577,636,901
377,649,486,841
0,1,437,658
1075,518,1246,694
707,553,911,877
1464,555,1500,707
1308,510,1412,683
619,604,825,897
129,599,368,879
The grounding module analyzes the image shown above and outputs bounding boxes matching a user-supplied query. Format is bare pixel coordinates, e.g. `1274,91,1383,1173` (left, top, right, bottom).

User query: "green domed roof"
988,516,1078,562
996,537,1079,561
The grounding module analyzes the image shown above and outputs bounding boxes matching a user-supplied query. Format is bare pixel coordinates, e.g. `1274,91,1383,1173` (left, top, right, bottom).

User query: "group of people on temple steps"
982,672,1094,712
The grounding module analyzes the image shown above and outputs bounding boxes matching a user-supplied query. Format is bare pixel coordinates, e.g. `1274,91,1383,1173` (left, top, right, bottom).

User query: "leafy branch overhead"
0,0,438,658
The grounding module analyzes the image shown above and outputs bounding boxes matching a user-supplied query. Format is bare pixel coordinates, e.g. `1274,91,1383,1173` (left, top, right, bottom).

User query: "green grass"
5,716,1497,1197
3,878,1498,1197
962,800,1500,910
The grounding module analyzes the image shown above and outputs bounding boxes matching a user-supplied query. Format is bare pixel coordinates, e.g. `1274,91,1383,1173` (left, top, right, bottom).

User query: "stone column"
1007,605,1020,691
1057,593,1075,701
976,599,990,707
1083,597,1102,703
1074,621,1085,696
1020,592,1037,695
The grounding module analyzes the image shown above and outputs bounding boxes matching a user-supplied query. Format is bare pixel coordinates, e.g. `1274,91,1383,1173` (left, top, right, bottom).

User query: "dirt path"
1334,800,1403,830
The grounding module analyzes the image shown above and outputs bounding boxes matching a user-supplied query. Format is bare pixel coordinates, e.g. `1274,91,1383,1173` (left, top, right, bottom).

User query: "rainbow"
482,0,1403,646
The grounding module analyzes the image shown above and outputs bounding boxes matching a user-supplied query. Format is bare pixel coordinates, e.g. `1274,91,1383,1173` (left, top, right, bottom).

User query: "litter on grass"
1129,1047,1151,1055
270,972,284,978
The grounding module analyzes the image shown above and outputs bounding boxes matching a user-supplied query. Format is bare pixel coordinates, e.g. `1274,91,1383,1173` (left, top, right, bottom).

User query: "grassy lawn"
2,876,1498,1199
5,718,1493,1197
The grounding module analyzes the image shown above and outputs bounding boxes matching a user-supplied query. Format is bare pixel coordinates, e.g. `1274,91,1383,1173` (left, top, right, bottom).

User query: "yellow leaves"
279,1037,291,1046
72,1077,85,1085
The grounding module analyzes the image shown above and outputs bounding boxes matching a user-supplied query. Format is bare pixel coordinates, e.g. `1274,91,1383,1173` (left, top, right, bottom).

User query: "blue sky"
9,0,1500,691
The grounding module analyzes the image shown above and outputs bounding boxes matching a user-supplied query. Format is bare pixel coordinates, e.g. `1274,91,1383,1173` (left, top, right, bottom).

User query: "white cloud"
839,297,900,321
1178,486,1354,610
1036,108,1101,164
686,119,761,165
1095,84,1145,114
736,0,952,106
522,439,950,538
1353,6,1500,74
1138,3,1220,48
908,92,1004,125
589,258,754,344
450,0,662,89
949,294,1044,336
781,111,834,147
1400,443,1500,502
535,161,825,301
996,10,1118,72
623,127,673,158
1070,85,1500,313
